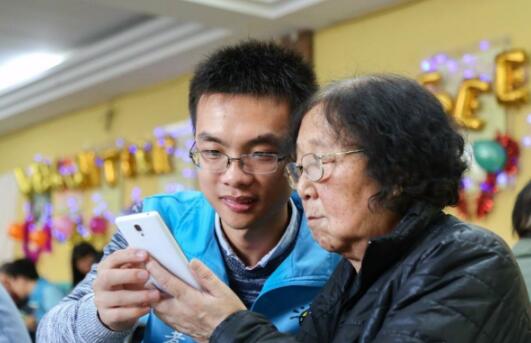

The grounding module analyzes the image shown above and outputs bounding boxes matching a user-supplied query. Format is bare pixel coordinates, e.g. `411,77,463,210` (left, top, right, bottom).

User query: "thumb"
190,259,224,295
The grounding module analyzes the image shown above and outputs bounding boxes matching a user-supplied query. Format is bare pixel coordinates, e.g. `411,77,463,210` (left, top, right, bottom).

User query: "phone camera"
134,224,142,232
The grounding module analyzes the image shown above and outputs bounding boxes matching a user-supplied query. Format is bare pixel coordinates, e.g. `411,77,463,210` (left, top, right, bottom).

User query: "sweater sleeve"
36,230,133,343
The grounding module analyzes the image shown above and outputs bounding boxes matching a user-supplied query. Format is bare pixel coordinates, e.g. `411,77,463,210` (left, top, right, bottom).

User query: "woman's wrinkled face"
295,106,395,262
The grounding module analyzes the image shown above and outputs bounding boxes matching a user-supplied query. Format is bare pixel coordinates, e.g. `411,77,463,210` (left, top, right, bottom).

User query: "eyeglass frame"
286,149,365,186
188,142,289,175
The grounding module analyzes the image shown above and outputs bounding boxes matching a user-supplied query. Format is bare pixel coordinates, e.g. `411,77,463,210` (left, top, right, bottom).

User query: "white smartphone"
115,211,201,291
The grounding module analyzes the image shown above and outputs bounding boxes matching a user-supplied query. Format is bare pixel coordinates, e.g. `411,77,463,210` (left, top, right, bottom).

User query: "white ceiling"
0,0,408,137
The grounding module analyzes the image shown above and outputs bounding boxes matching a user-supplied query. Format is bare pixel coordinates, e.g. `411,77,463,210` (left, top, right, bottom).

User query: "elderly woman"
147,75,531,342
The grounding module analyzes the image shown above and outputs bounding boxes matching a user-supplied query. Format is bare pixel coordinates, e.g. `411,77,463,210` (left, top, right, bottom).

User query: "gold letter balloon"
13,134,183,196
495,48,528,104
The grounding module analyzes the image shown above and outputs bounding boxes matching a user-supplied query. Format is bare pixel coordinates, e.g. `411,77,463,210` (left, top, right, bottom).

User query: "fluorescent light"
248,0,283,3
0,52,66,94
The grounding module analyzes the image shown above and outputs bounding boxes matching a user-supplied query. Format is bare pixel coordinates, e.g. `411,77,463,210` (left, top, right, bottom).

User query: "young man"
3,259,64,335
37,41,340,343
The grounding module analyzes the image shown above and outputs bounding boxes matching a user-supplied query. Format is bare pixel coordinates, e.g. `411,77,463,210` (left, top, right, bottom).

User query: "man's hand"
93,248,161,331
146,258,246,343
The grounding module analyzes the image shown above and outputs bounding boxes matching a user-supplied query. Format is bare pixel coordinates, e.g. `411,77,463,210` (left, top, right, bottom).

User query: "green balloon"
473,140,507,173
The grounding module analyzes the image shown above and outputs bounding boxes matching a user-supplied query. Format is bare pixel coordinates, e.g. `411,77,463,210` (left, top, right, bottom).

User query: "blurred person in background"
512,180,531,299
3,258,64,336
71,242,102,288
1,262,35,338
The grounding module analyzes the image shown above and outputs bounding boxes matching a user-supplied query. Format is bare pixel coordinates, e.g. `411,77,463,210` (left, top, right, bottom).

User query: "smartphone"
115,211,201,291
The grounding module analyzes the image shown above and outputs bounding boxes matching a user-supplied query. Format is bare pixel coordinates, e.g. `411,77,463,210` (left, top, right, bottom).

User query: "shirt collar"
214,198,300,270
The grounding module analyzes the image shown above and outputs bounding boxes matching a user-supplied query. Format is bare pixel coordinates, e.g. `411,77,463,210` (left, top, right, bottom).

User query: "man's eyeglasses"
286,149,364,187
189,143,287,175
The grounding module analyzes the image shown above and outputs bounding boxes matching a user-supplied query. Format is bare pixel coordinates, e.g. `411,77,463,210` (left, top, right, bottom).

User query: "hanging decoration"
457,132,521,219
495,49,528,104
453,79,490,130
52,216,75,243
473,140,507,173
84,193,112,249
7,120,197,252
8,199,53,262
418,40,528,219
13,127,183,196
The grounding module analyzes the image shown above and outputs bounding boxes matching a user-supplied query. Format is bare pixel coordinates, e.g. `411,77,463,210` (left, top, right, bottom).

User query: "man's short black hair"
189,40,317,132
4,258,39,280
513,181,531,238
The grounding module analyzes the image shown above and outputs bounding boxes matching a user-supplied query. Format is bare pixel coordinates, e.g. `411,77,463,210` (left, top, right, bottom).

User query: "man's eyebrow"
197,132,286,149
196,132,226,145
244,134,285,148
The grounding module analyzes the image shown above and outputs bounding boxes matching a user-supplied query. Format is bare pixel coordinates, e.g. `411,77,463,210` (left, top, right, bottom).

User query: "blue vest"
142,191,340,343
29,278,65,322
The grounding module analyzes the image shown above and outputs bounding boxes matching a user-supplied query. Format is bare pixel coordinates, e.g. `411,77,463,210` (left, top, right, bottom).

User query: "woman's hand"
146,258,246,343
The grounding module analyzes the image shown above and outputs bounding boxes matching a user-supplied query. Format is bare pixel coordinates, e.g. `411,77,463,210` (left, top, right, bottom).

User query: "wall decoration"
8,196,53,262
7,120,197,259
13,122,190,196
417,39,528,219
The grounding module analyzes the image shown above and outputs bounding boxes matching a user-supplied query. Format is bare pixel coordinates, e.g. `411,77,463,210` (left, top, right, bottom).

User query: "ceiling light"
0,52,66,95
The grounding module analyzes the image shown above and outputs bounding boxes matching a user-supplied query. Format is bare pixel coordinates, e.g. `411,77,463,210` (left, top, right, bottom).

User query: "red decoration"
21,218,52,262
496,133,520,175
476,172,497,218
476,191,495,218
459,133,520,219
89,216,108,235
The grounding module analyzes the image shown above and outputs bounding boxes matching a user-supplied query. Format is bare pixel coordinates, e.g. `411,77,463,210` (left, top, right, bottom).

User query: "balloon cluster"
473,140,507,173
14,135,177,196
50,215,109,246
8,194,113,260
8,203,53,262
418,43,527,219
458,133,520,218
53,216,75,242
419,48,528,131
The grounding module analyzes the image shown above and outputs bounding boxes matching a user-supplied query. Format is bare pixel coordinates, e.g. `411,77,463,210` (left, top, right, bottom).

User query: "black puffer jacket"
212,203,531,342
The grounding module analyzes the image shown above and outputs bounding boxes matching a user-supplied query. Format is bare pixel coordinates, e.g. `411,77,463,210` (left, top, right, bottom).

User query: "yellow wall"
0,74,191,173
314,0,531,245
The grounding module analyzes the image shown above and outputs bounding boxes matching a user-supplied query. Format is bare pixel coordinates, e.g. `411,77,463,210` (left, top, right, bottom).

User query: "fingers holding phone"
115,211,201,292
93,248,161,331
